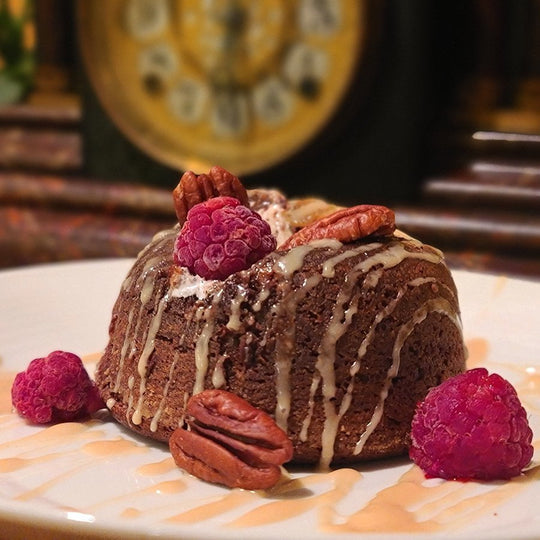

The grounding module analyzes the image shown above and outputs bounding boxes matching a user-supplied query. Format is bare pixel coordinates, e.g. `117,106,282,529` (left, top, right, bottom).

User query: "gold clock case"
77,0,367,176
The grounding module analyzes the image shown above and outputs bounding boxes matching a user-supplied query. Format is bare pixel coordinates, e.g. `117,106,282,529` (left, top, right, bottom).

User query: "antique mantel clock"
78,1,428,203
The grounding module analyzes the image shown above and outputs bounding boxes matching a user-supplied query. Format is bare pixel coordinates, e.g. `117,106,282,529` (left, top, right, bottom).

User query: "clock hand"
208,0,252,137
210,0,249,90
221,0,247,54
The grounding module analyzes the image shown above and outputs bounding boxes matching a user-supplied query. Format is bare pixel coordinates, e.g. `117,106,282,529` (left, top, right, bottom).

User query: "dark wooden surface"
0,100,539,280
0,205,171,267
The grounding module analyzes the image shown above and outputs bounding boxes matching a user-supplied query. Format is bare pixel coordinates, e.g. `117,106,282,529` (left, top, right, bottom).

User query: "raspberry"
173,196,276,280
410,368,533,481
11,351,105,424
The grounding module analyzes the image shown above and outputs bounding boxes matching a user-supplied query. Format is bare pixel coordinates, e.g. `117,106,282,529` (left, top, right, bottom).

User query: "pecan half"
173,166,249,225
279,204,396,250
169,390,293,490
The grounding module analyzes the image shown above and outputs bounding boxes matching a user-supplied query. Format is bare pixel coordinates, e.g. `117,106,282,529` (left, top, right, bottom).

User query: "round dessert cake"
96,179,466,467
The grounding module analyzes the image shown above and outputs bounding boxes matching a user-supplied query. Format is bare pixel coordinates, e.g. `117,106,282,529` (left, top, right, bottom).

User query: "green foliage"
0,0,35,104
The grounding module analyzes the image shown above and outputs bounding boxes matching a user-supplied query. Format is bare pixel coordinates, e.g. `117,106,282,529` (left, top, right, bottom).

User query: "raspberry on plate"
173,196,276,280
409,368,533,481
11,351,104,424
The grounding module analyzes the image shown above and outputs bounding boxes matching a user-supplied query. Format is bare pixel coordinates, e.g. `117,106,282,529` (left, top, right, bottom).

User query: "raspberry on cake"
410,368,533,481
95,167,466,468
173,196,276,280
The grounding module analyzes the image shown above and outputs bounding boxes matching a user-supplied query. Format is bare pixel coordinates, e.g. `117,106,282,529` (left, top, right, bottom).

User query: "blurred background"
0,0,539,277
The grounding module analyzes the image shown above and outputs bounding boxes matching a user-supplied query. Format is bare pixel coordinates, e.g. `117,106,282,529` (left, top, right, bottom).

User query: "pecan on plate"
169,389,293,490
173,166,249,225
279,204,395,250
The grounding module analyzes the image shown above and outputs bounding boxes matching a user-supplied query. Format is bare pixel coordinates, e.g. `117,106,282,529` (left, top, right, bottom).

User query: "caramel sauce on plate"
0,339,538,536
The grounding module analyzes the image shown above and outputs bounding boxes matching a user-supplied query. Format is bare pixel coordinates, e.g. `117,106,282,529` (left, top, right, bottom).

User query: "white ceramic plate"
0,260,539,539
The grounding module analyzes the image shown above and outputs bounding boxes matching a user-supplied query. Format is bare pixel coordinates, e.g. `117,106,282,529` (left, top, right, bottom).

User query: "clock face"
78,0,366,175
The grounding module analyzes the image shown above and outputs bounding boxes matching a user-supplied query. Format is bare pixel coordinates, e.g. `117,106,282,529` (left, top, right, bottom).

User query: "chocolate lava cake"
96,172,466,467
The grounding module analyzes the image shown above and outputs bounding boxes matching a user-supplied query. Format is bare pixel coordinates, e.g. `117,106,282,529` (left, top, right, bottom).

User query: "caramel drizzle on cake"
107,227,462,468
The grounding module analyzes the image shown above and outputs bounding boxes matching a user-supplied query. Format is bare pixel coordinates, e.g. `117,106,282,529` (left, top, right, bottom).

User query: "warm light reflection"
65,511,96,523
472,131,540,143
471,161,540,176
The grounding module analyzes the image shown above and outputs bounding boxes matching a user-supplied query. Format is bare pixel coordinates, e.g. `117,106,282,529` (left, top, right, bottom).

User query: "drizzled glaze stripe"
341,276,456,420
353,296,461,457
131,293,169,425
272,273,322,429
115,229,177,425
150,351,180,433
311,277,458,468
193,291,224,395
300,243,456,467
111,255,167,398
